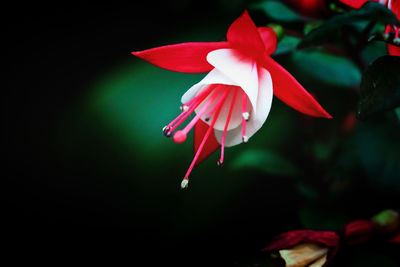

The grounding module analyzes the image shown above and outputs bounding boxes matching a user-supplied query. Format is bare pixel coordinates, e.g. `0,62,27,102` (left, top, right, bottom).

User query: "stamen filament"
218,87,238,166
182,85,215,108
178,87,225,136
181,87,230,187
242,90,248,143
168,86,220,134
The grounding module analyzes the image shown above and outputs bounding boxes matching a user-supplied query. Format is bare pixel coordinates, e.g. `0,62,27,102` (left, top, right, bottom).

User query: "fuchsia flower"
263,230,340,267
339,0,400,56
264,211,400,267
132,11,331,188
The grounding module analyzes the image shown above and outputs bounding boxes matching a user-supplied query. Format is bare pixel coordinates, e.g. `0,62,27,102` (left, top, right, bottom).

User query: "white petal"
206,48,259,113
181,68,237,104
279,243,328,267
195,86,244,131
180,69,244,131
215,66,273,147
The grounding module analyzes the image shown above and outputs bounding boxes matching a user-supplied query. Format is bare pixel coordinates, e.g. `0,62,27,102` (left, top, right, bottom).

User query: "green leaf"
298,207,350,230
273,35,301,56
298,2,400,49
267,23,284,41
250,0,305,23
395,107,400,120
295,182,319,200
357,55,400,120
289,50,361,88
232,149,300,177
371,209,399,227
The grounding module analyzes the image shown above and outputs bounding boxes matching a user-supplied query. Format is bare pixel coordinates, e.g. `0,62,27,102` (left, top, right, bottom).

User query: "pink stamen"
203,86,229,121
181,87,230,187
173,87,226,143
167,86,220,136
218,87,238,166
182,85,215,108
167,85,215,128
241,90,248,143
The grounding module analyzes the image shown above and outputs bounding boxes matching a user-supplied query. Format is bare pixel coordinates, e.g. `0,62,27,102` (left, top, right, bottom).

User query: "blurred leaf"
313,142,334,161
347,249,399,267
298,207,350,230
357,55,400,120
289,50,361,88
371,209,399,227
361,37,387,64
232,149,300,177
267,23,284,41
251,0,305,23
295,182,319,200
298,2,400,49
303,21,323,36
273,35,301,56
395,107,400,120
352,122,400,192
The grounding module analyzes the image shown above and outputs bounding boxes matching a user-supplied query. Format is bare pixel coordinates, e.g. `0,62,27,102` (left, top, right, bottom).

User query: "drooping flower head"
132,11,331,188
263,230,340,267
339,0,400,56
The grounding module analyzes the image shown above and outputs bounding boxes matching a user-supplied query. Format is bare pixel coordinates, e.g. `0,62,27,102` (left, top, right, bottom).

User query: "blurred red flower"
339,0,400,56
285,0,328,17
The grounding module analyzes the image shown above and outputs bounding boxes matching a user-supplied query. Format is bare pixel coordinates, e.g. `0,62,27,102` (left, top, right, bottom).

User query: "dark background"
5,1,399,266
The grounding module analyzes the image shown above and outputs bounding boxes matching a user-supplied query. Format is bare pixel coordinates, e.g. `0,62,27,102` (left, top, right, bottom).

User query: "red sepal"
193,120,220,165
387,44,400,56
262,57,332,118
263,230,340,251
338,0,371,9
344,220,375,245
132,42,229,73
227,10,265,57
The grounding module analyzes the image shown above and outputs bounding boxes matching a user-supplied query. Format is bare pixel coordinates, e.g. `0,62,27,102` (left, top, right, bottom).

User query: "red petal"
344,220,374,245
263,230,340,251
389,232,400,243
262,57,332,118
132,42,229,73
338,0,371,9
257,27,277,55
387,43,400,56
194,120,220,165
226,10,265,57
392,0,400,20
